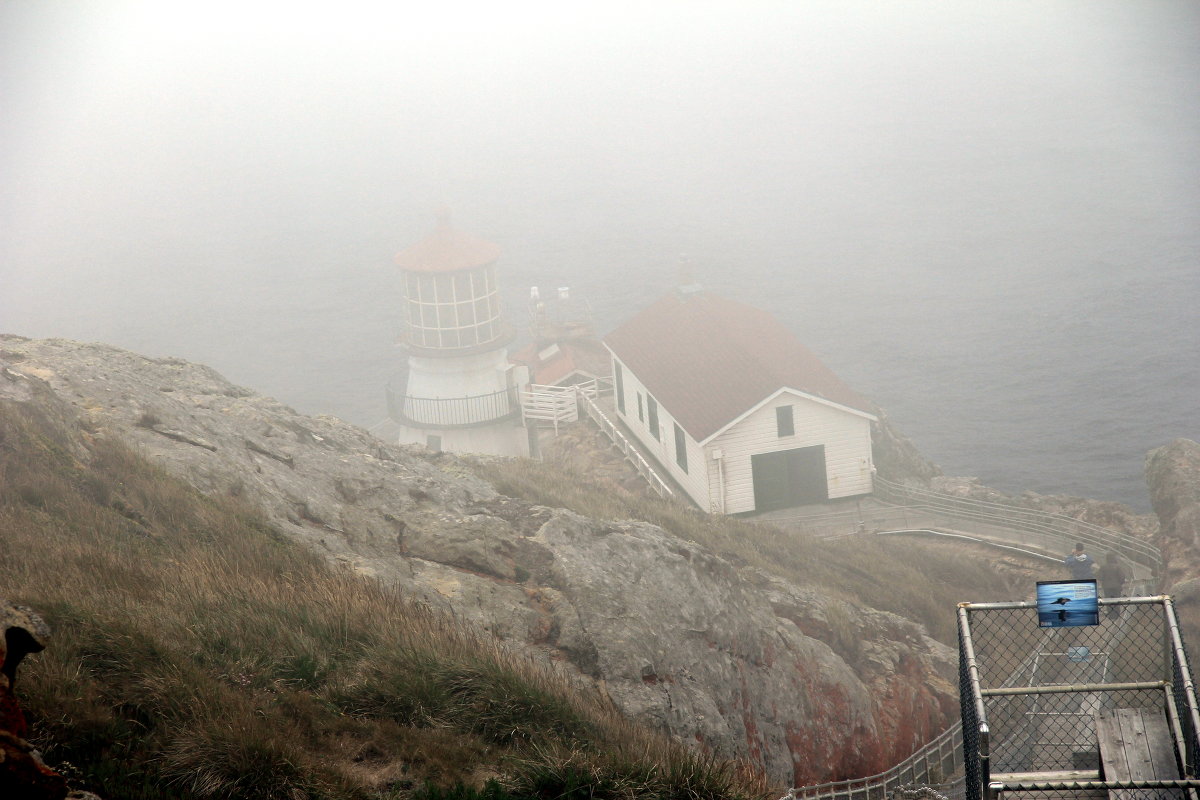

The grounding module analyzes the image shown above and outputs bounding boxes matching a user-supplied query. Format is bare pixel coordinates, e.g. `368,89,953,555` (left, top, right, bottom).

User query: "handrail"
522,383,580,431
787,478,1163,800
770,480,1159,574
792,723,964,800
386,384,520,428
577,391,674,499
873,477,1160,573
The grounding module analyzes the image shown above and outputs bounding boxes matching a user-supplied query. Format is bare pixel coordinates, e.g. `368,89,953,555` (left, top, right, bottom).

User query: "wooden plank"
1096,707,1181,800
1142,709,1182,781
1110,708,1180,780
1097,708,1133,780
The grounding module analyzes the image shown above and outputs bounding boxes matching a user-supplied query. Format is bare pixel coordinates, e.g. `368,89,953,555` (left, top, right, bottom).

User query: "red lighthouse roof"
395,212,502,273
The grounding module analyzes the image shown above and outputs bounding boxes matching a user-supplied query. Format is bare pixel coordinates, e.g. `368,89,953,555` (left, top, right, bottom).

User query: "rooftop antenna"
529,286,546,340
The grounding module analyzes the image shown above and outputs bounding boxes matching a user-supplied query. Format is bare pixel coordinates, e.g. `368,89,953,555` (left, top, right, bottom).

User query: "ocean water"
1,1,1197,512
9,180,1191,513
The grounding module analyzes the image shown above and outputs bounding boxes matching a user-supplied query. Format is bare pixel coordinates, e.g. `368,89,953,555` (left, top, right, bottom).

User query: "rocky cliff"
0,336,956,785
1146,439,1200,638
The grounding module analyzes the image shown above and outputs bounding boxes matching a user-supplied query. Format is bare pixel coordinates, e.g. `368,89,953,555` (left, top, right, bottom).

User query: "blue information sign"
1036,579,1099,628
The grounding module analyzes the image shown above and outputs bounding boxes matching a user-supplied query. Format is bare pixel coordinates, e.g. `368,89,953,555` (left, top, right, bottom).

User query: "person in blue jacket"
1064,542,1096,580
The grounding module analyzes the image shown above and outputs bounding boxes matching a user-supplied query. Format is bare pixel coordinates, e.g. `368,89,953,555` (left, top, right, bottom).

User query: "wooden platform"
1095,708,1180,800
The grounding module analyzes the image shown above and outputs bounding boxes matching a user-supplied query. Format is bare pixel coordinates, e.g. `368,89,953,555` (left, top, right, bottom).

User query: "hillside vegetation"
0,397,770,800
471,450,1023,645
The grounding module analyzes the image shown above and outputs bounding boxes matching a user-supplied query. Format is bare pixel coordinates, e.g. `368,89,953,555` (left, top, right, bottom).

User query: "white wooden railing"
521,384,580,432
577,390,674,499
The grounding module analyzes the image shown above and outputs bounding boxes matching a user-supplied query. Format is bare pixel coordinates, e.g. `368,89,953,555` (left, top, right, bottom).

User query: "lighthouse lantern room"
385,214,529,456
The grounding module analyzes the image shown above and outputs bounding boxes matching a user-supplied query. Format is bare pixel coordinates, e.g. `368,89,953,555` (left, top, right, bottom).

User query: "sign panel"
1036,579,1099,628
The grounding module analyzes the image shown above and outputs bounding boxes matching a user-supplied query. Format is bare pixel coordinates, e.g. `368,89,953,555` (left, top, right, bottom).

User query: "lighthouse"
385,214,529,456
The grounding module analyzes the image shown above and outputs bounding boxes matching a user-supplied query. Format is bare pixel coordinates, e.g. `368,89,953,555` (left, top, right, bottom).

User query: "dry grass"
0,398,770,800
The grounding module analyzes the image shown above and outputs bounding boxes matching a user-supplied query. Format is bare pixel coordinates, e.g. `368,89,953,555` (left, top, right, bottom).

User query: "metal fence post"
979,724,990,800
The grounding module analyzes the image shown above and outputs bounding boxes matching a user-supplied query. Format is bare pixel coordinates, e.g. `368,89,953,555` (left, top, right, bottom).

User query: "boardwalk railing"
958,595,1200,800
769,477,1160,576
872,477,1161,575
578,390,674,499
792,724,965,800
784,477,1164,800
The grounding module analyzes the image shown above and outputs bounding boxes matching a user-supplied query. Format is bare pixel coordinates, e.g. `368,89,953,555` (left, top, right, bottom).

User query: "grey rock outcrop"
0,336,956,784
870,404,942,485
1146,440,1200,637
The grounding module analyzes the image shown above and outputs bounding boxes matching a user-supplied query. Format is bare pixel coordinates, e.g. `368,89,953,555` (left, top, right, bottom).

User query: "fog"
2,1,1197,508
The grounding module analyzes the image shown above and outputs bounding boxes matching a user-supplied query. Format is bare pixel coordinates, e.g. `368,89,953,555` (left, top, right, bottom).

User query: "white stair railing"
577,391,674,499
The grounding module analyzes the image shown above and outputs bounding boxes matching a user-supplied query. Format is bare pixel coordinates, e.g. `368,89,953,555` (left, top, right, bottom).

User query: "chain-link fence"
959,596,1200,800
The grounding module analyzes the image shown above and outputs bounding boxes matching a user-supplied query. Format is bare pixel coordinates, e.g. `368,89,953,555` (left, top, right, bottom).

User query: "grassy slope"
0,398,769,800
470,455,1023,645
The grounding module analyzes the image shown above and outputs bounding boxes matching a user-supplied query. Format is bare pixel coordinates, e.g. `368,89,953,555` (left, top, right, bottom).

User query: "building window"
776,405,794,437
637,393,644,422
614,362,626,414
674,422,687,473
647,395,660,440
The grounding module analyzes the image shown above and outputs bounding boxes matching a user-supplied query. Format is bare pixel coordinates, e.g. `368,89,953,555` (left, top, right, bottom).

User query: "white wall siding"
712,392,873,514
612,357,710,509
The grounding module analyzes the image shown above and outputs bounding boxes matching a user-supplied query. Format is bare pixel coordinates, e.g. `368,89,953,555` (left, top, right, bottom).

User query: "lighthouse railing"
386,384,521,428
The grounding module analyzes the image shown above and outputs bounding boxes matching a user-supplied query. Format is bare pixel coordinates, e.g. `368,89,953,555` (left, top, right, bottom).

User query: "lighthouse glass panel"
403,265,503,350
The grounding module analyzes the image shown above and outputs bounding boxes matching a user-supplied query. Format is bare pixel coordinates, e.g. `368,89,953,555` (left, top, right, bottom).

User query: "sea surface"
1,1,1197,512
4,187,1195,513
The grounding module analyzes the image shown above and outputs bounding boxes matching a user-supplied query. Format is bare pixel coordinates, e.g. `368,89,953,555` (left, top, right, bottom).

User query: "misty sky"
1,1,1197,505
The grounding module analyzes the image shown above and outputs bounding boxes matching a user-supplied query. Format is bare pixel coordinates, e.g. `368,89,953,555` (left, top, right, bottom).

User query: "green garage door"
751,446,828,511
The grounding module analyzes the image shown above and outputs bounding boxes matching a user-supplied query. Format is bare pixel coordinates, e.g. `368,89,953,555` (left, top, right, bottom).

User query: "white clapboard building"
604,288,876,513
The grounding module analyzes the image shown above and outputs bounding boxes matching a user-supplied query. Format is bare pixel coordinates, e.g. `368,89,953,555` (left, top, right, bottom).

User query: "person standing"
1064,542,1096,580
1097,551,1130,618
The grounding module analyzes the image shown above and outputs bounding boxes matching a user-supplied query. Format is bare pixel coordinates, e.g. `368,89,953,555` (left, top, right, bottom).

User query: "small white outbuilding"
604,289,876,514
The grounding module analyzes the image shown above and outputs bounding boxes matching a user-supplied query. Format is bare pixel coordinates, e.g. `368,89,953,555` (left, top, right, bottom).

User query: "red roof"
395,214,501,273
604,291,873,441
511,338,611,386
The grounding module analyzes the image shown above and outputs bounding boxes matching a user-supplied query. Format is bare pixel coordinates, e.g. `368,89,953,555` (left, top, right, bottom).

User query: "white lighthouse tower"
385,213,529,456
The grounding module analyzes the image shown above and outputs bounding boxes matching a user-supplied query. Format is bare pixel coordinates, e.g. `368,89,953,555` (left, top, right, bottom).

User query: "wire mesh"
990,785,1194,800
959,598,1200,800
